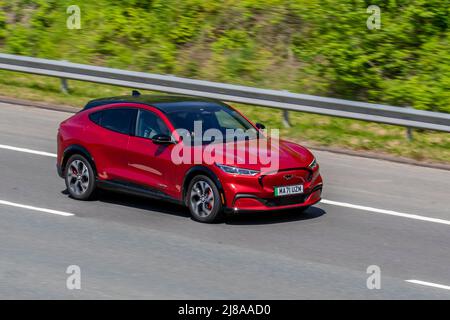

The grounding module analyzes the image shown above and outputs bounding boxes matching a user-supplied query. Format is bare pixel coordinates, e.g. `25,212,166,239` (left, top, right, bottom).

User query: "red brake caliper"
206,190,212,209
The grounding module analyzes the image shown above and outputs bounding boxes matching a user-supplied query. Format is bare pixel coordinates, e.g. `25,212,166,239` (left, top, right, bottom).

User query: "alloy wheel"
190,180,215,217
66,159,90,196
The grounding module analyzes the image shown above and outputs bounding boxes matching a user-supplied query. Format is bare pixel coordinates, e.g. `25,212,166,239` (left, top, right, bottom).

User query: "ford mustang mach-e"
57,93,323,222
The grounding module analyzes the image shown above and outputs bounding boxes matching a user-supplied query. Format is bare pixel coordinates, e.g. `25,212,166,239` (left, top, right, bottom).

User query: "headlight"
308,158,318,170
216,164,260,176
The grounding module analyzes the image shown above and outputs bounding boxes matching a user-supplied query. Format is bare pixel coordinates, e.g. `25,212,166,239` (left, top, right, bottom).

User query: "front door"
127,109,176,197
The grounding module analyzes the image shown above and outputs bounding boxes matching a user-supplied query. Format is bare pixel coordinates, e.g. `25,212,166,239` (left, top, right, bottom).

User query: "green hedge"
1,0,449,112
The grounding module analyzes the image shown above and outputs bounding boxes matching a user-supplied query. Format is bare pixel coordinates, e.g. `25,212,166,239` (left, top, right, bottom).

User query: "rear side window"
89,111,102,125
89,108,137,135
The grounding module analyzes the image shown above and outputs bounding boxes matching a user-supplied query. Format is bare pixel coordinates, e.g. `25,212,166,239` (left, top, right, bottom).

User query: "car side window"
136,109,170,139
89,111,102,125
90,108,137,135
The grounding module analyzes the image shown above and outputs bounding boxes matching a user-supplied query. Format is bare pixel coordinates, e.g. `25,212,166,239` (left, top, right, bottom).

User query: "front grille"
262,194,307,207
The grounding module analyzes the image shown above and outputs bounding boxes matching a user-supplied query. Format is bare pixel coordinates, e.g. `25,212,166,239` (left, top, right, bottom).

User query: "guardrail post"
281,91,291,127
60,78,69,94
282,110,291,128
59,60,69,94
405,106,413,141
406,127,413,141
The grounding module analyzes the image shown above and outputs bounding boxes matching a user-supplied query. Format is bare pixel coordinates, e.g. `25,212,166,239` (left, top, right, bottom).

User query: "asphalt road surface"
0,102,449,299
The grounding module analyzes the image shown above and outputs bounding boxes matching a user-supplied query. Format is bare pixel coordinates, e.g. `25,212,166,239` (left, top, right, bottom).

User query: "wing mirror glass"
151,134,174,144
255,123,266,130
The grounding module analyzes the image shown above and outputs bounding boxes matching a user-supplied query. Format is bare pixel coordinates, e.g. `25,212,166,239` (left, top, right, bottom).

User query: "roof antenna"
132,90,141,97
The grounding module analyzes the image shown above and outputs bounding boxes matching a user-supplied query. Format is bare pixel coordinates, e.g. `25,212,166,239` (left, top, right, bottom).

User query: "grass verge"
0,70,449,164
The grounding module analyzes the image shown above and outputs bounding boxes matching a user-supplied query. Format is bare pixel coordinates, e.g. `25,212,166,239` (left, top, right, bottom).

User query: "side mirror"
255,123,266,130
151,134,174,144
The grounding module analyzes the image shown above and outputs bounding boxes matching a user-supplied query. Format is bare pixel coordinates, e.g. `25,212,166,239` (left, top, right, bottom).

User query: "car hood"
192,138,314,172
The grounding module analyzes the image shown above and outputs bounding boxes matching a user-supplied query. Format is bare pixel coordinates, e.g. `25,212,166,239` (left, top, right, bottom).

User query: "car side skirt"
96,179,184,206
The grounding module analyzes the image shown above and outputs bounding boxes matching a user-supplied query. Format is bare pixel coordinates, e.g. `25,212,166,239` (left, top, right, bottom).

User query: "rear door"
88,107,137,181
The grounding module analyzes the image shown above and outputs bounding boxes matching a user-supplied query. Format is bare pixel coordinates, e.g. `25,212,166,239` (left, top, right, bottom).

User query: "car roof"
83,94,228,113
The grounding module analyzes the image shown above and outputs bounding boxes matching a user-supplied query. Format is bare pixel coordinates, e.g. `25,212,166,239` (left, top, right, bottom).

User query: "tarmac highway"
0,101,449,299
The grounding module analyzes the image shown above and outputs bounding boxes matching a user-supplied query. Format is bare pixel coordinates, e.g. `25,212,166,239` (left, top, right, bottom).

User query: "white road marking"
1,143,449,226
321,199,450,226
0,200,74,217
0,144,56,157
405,280,450,291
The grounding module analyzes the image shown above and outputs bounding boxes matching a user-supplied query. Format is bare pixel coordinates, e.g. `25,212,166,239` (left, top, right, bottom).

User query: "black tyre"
186,175,223,223
64,154,96,200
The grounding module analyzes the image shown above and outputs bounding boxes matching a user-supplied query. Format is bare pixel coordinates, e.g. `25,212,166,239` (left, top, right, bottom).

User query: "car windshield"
165,104,258,144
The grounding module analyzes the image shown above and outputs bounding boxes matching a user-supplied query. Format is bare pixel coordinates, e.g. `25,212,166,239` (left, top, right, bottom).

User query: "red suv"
57,93,323,222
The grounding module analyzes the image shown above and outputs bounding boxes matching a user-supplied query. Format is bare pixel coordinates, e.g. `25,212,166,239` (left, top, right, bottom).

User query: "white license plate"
274,184,304,197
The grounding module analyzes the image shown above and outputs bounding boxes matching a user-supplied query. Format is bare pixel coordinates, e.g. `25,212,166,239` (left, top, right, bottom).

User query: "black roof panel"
83,94,227,112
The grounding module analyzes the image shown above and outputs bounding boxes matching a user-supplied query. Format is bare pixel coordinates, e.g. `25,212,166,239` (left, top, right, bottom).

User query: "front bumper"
220,168,323,212
226,185,322,213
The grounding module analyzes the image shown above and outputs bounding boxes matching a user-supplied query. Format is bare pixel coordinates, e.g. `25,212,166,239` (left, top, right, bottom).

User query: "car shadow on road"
62,189,326,224
61,189,191,219
95,190,192,219
225,206,326,225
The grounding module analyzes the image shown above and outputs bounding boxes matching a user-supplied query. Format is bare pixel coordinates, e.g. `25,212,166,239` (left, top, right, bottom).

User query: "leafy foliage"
0,0,448,112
